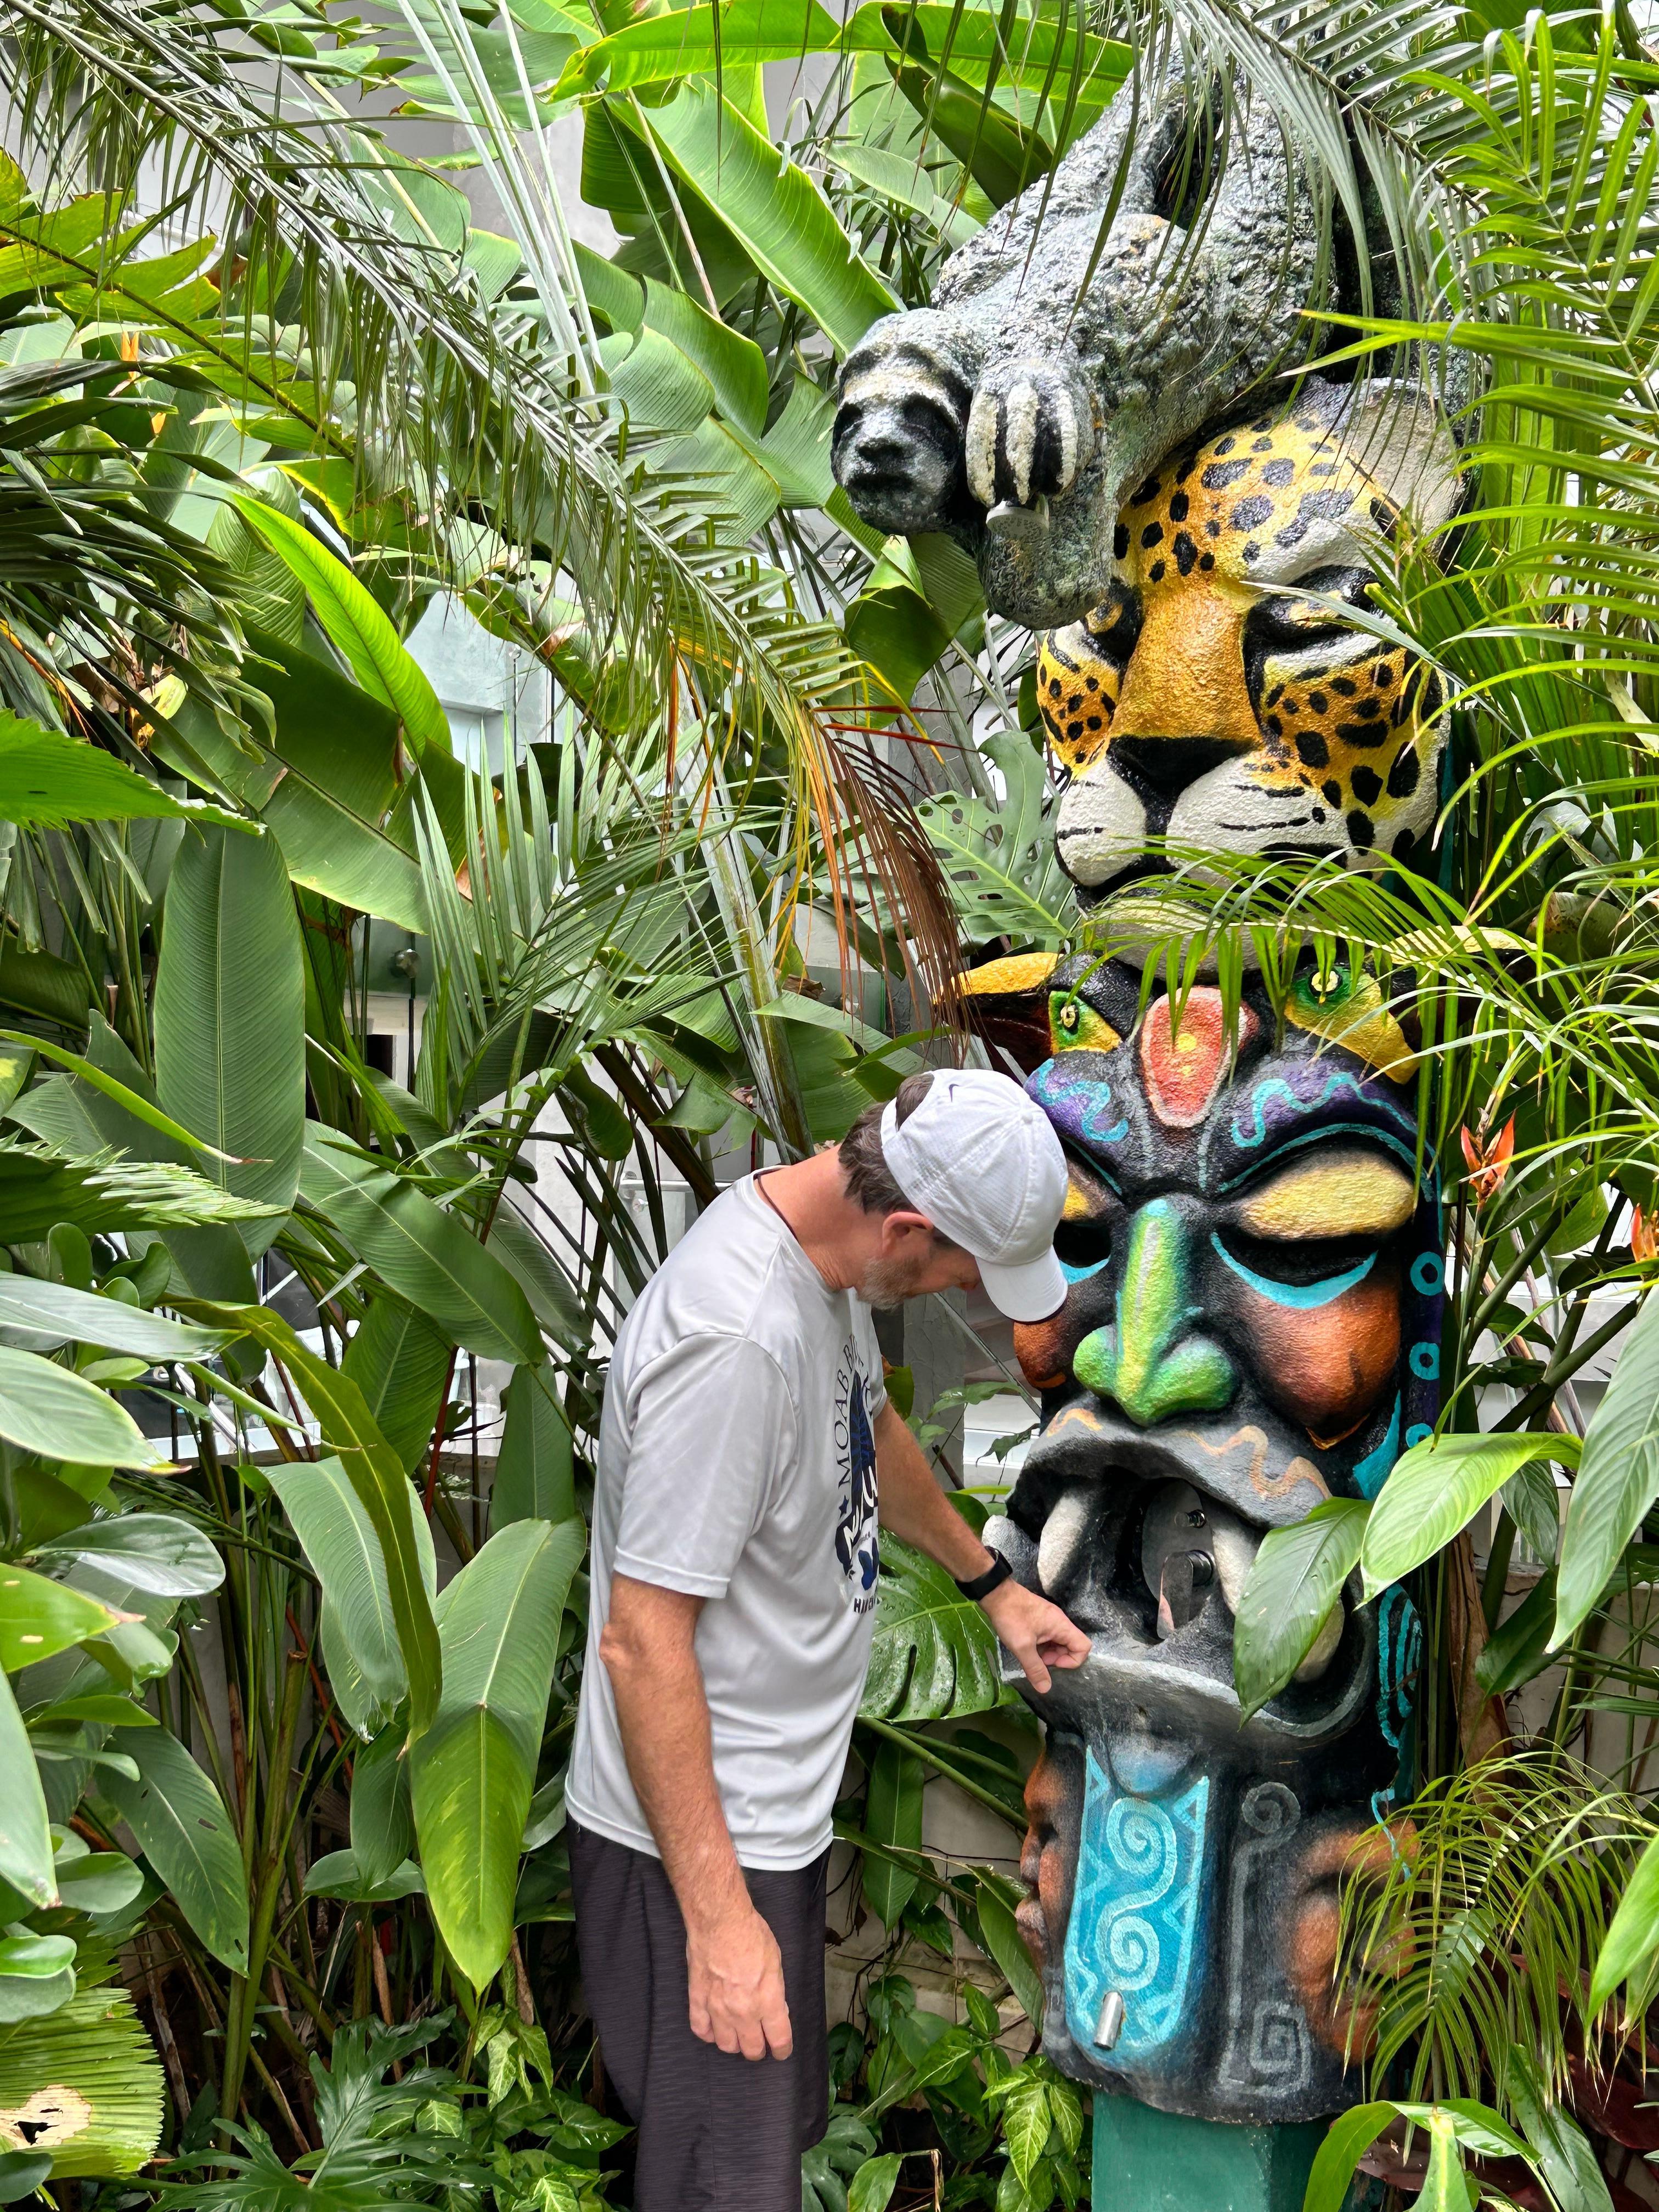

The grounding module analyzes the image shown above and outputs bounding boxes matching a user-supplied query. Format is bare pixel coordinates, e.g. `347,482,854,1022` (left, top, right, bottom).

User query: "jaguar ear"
1333,379,1463,538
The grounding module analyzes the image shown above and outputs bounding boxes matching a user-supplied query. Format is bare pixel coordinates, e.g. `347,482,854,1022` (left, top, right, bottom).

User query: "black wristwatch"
955,1550,1013,1602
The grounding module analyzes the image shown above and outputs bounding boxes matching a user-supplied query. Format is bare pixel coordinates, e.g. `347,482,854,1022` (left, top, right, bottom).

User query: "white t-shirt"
566,1175,888,1871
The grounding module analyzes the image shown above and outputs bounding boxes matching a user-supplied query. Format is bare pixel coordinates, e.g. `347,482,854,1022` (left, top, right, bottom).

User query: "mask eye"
1212,1148,1417,1307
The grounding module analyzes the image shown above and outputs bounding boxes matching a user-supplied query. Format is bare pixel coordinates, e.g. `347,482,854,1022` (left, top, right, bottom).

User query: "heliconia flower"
1632,1206,1658,1263
1460,1114,1516,1204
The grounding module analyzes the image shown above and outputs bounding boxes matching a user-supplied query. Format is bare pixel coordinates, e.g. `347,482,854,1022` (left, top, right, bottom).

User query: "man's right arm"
599,1571,793,2062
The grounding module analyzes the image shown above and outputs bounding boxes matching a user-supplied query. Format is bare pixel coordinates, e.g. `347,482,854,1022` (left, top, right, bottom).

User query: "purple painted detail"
1028,1057,1130,1149
1228,1066,1416,1153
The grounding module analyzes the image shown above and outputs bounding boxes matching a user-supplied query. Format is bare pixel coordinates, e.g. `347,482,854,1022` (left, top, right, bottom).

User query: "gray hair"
839,1071,936,1216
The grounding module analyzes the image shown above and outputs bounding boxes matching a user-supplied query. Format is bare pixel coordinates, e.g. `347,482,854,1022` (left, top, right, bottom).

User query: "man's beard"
858,1254,935,1309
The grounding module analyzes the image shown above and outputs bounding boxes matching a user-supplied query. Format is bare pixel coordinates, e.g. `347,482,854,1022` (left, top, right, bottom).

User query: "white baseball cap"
879,1069,1068,1322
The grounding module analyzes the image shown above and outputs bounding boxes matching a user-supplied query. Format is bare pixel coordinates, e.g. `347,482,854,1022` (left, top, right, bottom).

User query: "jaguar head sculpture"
1037,377,1461,897
968,952,1440,2123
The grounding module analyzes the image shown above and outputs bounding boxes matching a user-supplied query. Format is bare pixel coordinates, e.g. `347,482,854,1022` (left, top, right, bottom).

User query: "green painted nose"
1072,1199,1235,1426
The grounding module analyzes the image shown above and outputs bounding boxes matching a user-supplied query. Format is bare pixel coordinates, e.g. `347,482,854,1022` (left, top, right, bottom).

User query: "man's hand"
980,1577,1091,1694
686,1905,794,2061
602,1575,793,2063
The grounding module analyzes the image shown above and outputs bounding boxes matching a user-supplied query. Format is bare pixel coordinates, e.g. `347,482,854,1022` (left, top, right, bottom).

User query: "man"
566,1068,1090,2211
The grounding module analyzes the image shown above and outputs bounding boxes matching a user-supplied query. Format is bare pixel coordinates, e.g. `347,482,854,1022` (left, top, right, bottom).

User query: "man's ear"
877,1208,937,1256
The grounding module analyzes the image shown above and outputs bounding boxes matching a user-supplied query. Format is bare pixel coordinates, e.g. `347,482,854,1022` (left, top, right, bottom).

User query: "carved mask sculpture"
832,55,1461,2138
969,952,1441,2122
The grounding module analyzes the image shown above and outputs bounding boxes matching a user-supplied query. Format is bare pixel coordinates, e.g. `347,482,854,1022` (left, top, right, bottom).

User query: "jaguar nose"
1107,733,1255,798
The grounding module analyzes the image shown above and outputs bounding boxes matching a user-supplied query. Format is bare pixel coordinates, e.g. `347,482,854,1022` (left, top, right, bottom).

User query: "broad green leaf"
1590,1831,1659,2014
1417,2112,1475,2212
0,1344,161,1470
341,1296,454,1474
0,711,248,831
177,635,430,934
0,1031,251,1168
599,324,714,435
1474,1570,1558,1697
975,1869,1044,2028
410,1516,585,1989
998,2067,1052,2186
493,1362,577,1528
0,1275,227,1361
35,1516,224,1599
846,568,951,702
232,498,449,754
1508,2046,1613,2212
52,1850,143,1915
888,55,1051,207
0,1931,76,2023
1304,2105,1400,2212
0,2153,51,2204
642,85,899,353
0,1564,122,1667
1233,1498,1369,1722
1361,1432,1578,1598
1555,1290,1659,1647
153,822,306,1249
1502,1456,1561,1562
198,1305,441,1732
268,1457,409,1710
861,1737,924,1924
561,0,842,93
101,1726,249,1971
300,1128,543,1366
0,1668,54,1909
642,277,768,433
847,2154,902,2212
304,1849,424,1903
862,1534,1012,1719
350,1725,414,1891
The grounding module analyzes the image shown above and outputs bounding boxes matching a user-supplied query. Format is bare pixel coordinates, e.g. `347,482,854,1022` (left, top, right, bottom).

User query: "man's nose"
1071,1199,1235,1426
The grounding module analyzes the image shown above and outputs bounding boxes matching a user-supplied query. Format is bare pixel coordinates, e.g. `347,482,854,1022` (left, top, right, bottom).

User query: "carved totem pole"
832,60,1460,2212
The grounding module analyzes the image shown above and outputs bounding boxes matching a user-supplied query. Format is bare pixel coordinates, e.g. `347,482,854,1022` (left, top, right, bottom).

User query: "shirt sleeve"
611,1333,798,1600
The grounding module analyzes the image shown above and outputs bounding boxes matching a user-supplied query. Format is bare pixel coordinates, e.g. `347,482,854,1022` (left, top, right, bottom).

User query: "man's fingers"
736,2015,767,2061
761,1981,794,2061
689,1990,714,2044
1017,1638,1053,1694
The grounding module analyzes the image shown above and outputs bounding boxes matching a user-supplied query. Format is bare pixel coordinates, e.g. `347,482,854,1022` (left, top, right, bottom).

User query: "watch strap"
955,1550,1013,1602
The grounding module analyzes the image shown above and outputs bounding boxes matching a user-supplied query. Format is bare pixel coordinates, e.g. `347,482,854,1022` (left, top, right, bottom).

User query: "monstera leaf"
913,735,1075,949
861,1534,1015,1721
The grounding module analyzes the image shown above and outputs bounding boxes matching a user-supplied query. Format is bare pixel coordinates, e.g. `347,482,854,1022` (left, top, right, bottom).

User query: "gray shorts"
568,1818,831,2212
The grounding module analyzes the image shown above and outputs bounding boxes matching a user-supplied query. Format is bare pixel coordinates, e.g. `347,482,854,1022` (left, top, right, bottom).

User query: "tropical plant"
0,3,1098,2204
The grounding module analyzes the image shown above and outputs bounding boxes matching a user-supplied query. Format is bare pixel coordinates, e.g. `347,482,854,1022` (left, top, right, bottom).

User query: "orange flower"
1633,1206,1658,1263
1460,1114,1516,1205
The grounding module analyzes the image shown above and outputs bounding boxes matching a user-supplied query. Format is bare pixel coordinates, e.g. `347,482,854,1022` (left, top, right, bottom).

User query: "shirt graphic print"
834,1344,879,1612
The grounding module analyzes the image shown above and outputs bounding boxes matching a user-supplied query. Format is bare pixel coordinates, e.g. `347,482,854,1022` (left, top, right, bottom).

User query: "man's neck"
755,1150,861,1293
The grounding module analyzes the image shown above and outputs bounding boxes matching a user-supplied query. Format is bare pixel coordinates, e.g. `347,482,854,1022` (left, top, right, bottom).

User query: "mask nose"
1071,1199,1235,1426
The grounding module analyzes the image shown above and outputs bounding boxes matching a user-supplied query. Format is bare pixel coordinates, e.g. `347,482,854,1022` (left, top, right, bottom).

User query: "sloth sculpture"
831,67,1328,631
832,69,1461,894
